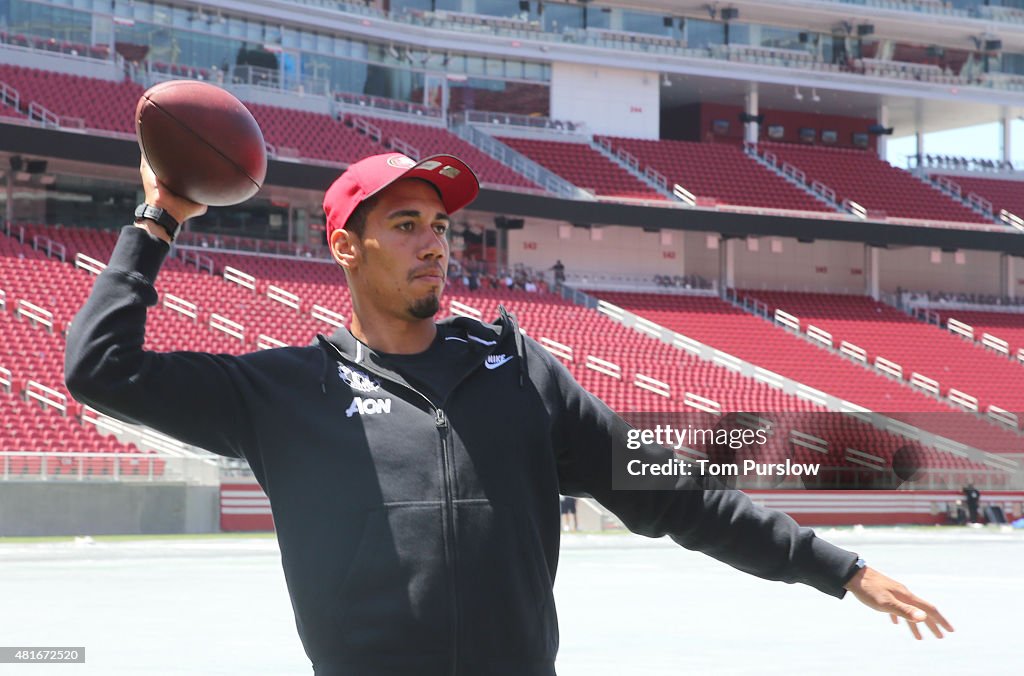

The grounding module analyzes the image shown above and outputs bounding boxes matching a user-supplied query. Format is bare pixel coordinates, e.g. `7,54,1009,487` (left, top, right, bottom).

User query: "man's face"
332,178,450,321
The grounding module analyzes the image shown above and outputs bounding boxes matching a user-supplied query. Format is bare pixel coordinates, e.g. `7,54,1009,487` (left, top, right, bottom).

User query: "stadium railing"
900,291,1024,313
336,91,442,120
0,451,219,484
0,32,114,62
458,110,586,136
175,233,331,261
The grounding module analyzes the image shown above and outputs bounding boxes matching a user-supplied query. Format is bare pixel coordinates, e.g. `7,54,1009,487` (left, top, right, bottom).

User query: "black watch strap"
134,203,181,242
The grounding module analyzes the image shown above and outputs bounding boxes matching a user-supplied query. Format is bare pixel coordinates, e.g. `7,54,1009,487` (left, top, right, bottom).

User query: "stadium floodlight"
9,155,23,172
985,39,1003,52
720,7,739,21
793,87,803,101
856,24,874,37
811,89,821,102
661,73,671,87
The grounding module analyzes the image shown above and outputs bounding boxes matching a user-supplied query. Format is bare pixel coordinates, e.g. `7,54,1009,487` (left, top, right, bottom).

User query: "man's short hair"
344,194,380,239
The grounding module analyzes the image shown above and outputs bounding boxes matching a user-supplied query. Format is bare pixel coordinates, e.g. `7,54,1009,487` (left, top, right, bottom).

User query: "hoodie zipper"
433,406,459,676
321,331,518,676
322,341,470,675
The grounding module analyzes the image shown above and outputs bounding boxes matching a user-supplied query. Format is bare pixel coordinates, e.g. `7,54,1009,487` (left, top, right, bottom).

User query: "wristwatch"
843,556,868,585
134,203,181,242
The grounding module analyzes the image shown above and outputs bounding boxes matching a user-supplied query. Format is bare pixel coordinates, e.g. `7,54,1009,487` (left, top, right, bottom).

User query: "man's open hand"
844,566,954,640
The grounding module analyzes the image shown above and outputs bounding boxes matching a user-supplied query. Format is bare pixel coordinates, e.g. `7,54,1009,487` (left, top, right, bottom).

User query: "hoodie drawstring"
498,304,527,388
316,335,331,395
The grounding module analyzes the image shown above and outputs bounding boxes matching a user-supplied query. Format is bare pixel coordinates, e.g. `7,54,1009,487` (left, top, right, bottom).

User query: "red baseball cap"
323,152,480,238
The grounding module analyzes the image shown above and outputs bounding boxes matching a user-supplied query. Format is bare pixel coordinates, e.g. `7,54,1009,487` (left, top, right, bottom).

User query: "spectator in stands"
66,152,954,674
551,259,566,288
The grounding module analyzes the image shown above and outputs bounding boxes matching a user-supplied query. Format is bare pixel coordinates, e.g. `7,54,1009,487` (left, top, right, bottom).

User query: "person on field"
66,152,953,675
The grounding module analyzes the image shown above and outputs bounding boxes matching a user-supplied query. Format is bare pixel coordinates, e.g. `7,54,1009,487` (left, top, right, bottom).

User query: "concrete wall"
507,220,684,277
0,483,220,536
879,246,1003,295
550,62,658,138
507,224,1011,297
733,237,868,293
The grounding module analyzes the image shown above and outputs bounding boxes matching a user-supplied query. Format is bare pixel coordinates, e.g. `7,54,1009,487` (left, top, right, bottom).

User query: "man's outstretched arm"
536,342,953,639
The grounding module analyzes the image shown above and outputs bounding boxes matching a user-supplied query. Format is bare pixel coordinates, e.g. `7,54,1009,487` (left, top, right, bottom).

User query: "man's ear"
329,228,359,272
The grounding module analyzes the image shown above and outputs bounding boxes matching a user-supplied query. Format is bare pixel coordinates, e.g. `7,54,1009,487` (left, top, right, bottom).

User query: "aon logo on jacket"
345,397,392,418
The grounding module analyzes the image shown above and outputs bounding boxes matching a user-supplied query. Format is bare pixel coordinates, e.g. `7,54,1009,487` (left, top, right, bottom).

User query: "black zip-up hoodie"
65,227,858,676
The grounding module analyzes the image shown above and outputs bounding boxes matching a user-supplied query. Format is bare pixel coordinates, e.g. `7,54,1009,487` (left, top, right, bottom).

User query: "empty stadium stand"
741,290,1024,416
762,142,987,224
598,137,833,213
495,137,666,200
247,104,382,165
591,291,1024,460
934,174,1024,219
933,310,1024,358
0,63,141,132
0,281,165,478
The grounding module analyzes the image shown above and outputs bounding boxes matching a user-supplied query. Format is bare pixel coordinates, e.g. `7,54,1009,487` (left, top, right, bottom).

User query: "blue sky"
886,120,1024,168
